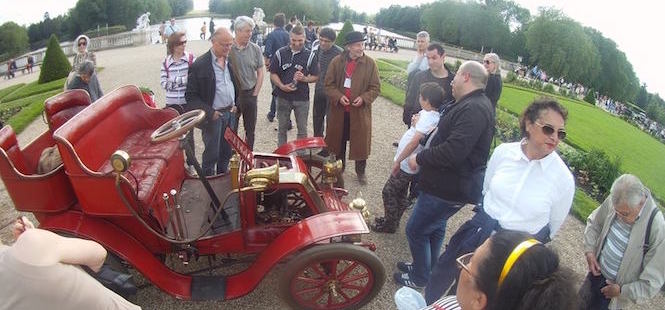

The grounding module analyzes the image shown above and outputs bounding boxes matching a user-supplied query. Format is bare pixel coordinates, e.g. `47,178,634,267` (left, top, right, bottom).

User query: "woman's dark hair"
273,13,286,28
419,82,445,109
475,230,578,310
166,31,186,55
519,98,568,138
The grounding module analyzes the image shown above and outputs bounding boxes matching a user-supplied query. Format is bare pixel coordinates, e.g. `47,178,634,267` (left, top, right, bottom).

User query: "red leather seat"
0,126,76,213
53,85,184,226
44,89,91,134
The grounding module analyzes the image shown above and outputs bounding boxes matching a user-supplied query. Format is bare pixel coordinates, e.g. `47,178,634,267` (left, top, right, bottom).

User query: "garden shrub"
528,79,543,91
543,83,555,94
504,71,517,83
38,34,71,84
335,21,354,47
450,60,462,73
564,147,621,201
583,89,596,105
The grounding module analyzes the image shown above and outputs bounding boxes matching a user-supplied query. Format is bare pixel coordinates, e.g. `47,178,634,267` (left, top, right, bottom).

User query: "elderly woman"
66,61,103,102
397,230,578,310
160,31,196,173
421,99,575,304
482,53,502,110
67,35,102,94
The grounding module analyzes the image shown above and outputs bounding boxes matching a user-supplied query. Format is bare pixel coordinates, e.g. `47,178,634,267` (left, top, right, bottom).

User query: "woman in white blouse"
422,99,575,304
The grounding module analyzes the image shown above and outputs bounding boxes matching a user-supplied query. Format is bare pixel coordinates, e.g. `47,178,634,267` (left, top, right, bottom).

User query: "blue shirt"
263,27,289,58
210,49,235,110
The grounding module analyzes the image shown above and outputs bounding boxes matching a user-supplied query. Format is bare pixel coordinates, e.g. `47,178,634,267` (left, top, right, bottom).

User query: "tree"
636,84,649,108
168,0,193,17
0,22,30,58
38,34,71,84
525,9,600,84
335,20,354,47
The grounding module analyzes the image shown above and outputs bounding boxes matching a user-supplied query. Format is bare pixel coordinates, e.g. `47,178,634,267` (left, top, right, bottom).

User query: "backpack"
163,52,194,79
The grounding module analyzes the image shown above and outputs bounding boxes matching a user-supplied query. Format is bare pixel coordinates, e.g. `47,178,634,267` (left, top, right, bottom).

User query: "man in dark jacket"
185,27,240,176
312,27,342,137
263,13,290,122
394,61,494,289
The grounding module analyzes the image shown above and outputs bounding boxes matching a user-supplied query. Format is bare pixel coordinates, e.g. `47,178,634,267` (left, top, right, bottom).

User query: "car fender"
273,137,327,155
39,211,193,300
224,210,369,299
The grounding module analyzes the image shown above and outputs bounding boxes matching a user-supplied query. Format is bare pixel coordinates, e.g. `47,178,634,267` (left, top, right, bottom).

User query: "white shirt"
483,142,575,239
395,109,440,174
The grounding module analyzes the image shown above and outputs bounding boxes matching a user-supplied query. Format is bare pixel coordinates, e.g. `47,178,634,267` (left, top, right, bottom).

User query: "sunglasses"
176,40,187,46
456,252,478,280
78,42,87,47
483,60,492,65
535,121,567,140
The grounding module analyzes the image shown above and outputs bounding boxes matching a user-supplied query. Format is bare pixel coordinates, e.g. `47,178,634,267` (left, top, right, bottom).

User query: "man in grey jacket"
311,27,342,137
581,174,665,309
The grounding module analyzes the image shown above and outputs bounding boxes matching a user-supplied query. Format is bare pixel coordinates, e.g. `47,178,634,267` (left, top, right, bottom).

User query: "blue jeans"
201,111,236,176
276,97,309,147
405,192,461,286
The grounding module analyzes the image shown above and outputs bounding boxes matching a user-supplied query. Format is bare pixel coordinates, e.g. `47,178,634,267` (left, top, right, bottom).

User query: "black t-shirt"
269,46,319,101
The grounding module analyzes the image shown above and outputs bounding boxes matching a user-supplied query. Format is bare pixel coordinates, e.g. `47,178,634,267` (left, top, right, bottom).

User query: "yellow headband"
498,239,541,287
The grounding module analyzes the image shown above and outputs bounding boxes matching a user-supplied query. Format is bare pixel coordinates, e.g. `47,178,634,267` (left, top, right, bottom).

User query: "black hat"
344,31,365,45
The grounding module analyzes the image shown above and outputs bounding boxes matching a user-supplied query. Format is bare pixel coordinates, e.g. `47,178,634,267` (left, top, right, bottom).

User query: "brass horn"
244,164,279,190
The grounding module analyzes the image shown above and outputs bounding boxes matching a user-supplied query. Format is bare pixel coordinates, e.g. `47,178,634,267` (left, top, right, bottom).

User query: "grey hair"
77,60,95,76
234,16,255,32
459,61,488,89
416,31,430,41
484,53,501,74
610,174,647,209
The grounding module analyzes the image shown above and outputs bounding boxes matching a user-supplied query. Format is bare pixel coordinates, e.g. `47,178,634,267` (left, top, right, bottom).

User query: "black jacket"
185,50,240,124
485,73,503,109
416,89,494,203
403,66,455,126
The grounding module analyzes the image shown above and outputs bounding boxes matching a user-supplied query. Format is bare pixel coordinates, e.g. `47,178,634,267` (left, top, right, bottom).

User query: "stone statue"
134,12,151,31
252,7,267,30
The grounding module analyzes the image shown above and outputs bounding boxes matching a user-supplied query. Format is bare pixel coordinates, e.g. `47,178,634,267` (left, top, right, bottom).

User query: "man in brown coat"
324,31,381,185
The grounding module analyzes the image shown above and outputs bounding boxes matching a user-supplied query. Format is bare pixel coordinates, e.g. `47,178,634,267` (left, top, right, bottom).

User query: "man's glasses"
176,40,187,46
78,42,87,47
535,121,567,140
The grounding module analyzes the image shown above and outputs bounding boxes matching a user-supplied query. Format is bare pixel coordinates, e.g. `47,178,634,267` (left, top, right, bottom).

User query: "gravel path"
0,41,661,309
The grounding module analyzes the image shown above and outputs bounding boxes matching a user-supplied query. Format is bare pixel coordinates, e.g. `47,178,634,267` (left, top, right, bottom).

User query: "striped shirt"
600,217,633,281
160,52,195,106
422,295,461,310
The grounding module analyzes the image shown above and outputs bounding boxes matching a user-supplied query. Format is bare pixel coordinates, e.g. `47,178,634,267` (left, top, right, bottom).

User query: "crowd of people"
2,12,664,310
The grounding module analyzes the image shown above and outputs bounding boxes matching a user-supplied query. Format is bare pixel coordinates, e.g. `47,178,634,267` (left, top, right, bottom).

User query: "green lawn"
2,90,61,133
2,77,67,102
499,84,665,202
0,83,25,102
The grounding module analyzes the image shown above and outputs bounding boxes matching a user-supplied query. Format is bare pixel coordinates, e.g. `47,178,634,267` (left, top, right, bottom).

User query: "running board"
190,275,226,301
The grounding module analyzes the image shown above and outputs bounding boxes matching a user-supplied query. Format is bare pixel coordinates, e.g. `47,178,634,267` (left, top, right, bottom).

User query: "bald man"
186,27,241,176
395,61,494,289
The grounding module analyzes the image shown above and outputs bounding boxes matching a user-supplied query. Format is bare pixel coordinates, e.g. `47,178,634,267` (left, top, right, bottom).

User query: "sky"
0,0,661,96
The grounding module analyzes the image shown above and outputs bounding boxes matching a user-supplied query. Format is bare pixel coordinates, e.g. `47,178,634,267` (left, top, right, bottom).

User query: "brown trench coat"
324,52,381,160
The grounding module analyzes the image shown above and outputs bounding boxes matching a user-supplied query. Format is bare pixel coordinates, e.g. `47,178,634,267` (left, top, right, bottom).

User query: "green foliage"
504,71,518,83
335,20,354,47
84,25,128,38
572,189,599,221
0,90,61,127
6,90,62,134
583,89,596,105
70,0,172,34
375,5,421,33
379,59,409,70
499,85,665,202
563,148,621,201
378,81,403,107
543,83,555,94
168,0,193,17
2,78,67,102
38,35,71,84
449,60,462,74
494,108,521,142
528,79,543,91
209,0,347,24
27,14,74,50
525,9,600,85
636,84,648,109
0,22,30,58
0,84,25,102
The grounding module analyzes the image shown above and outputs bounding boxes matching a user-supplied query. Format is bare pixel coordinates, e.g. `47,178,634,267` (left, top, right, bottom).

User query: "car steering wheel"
151,109,205,143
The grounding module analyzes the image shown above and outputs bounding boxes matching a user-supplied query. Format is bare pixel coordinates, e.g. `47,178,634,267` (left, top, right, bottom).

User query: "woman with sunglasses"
66,35,103,96
422,99,575,304
405,230,578,309
482,53,502,110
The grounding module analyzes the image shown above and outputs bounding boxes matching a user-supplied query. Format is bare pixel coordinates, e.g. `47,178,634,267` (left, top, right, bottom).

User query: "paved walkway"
0,41,661,309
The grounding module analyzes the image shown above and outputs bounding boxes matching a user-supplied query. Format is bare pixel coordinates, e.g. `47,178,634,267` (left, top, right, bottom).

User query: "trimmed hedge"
0,83,25,102
2,78,66,102
335,21,354,47
38,34,71,84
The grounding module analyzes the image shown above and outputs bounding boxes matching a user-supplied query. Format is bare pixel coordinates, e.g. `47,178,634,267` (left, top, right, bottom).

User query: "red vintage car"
0,86,385,309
